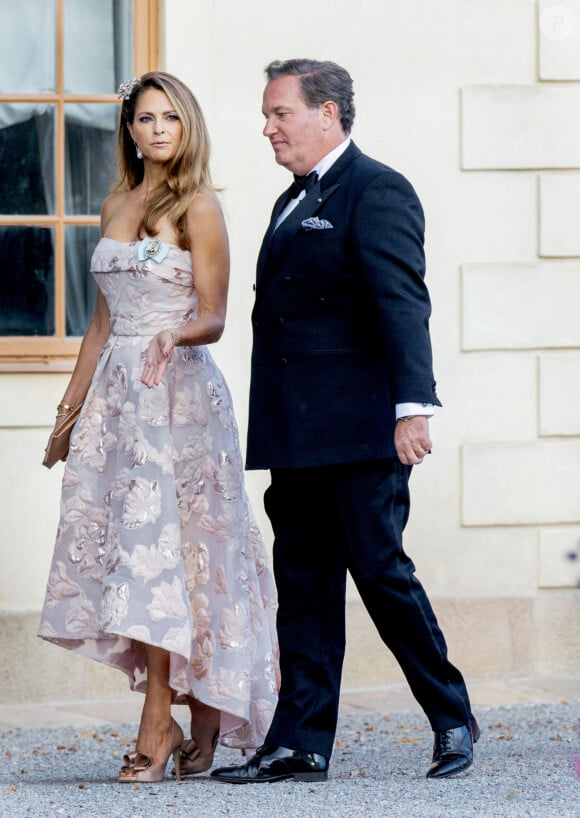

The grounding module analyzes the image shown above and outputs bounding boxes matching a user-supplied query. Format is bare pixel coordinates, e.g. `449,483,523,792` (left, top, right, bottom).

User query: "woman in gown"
38,71,279,783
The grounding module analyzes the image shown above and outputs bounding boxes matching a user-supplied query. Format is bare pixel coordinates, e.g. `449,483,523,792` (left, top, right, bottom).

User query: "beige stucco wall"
1,0,578,703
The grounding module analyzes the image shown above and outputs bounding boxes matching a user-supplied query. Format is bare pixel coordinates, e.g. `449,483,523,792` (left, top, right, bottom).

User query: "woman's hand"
140,330,178,387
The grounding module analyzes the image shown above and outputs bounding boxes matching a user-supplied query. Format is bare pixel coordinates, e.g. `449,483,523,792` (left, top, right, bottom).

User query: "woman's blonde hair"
114,71,214,249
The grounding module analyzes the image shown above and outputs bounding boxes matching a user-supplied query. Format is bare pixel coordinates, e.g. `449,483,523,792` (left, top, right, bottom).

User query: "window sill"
0,358,77,373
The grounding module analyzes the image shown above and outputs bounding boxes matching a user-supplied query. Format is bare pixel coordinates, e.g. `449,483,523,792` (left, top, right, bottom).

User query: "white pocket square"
301,216,333,231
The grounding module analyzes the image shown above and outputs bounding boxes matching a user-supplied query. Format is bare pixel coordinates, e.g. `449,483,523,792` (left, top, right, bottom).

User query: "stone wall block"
539,352,580,435
539,174,580,257
0,613,126,705
461,85,580,169
539,527,580,587
462,440,580,525
539,0,580,79
343,596,533,687
462,262,580,350
533,591,580,674
0,429,62,608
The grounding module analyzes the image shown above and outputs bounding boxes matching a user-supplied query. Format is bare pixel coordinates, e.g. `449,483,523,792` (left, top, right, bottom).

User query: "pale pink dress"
38,237,279,749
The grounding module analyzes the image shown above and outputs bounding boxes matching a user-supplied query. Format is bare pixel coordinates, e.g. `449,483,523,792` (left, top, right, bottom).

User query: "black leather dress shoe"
210,744,329,784
426,714,481,779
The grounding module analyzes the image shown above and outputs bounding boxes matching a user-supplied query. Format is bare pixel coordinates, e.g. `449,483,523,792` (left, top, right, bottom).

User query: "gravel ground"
1,701,578,818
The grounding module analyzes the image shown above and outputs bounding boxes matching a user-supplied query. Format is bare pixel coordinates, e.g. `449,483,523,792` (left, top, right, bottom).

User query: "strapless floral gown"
38,238,279,749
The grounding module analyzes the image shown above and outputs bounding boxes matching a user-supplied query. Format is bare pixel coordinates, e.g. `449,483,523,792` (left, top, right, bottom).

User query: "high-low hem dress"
38,237,279,750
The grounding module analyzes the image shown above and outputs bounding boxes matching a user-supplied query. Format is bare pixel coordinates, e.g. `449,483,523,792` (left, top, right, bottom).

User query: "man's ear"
320,100,340,131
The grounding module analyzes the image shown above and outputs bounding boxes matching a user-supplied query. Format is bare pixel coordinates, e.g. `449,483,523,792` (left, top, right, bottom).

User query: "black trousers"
263,459,471,759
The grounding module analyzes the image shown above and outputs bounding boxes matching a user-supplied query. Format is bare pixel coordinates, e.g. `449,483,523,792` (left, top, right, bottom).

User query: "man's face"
262,75,327,175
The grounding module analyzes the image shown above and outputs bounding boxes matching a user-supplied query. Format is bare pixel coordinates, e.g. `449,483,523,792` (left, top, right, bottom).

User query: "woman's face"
127,87,183,164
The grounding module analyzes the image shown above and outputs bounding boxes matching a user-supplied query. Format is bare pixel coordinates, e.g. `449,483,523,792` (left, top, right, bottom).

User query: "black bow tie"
290,171,318,199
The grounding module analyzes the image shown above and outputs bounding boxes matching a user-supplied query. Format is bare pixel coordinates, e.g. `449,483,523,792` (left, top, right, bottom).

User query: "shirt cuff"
395,402,434,420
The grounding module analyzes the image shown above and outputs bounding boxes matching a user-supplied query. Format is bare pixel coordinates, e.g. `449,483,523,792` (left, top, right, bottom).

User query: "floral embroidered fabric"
38,238,279,749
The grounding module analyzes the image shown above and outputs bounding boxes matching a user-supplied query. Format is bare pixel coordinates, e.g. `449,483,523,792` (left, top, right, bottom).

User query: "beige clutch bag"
42,404,83,469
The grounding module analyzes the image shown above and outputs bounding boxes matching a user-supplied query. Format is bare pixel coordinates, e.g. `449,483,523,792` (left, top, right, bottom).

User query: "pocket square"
301,216,333,231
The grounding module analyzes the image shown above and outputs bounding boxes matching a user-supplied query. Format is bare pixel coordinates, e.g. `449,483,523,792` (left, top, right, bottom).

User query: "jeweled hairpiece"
117,77,139,100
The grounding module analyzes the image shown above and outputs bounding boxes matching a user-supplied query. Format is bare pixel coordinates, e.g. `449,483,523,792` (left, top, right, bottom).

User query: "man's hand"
395,415,432,465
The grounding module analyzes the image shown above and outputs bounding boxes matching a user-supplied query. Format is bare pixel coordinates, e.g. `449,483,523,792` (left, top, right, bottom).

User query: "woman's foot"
119,717,184,783
178,697,220,776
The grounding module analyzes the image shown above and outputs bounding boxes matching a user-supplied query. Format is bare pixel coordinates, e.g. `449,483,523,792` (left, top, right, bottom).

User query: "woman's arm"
141,189,230,387
185,189,230,341
55,289,111,415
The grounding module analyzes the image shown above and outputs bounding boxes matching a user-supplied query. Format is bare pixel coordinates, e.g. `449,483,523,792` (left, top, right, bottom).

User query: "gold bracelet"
168,329,181,348
56,402,75,413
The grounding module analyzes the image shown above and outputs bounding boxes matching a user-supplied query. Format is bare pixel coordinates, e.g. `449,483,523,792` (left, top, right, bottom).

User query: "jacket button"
252,283,256,291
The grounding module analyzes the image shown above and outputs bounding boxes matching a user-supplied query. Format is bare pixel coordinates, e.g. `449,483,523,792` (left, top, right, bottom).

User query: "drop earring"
135,142,143,160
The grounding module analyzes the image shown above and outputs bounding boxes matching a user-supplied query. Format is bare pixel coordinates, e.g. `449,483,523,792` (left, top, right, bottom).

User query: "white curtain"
0,0,127,128
0,0,133,336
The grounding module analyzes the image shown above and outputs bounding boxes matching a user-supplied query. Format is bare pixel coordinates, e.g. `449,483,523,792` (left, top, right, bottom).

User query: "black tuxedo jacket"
246,141,441,470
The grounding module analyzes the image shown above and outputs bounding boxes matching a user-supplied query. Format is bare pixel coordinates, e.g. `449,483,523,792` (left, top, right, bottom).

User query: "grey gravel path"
1,701,578,818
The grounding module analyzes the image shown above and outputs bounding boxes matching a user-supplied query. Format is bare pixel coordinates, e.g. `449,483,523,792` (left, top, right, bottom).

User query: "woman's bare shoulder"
194,186,222,209
186,188,225,226
101,190,128,218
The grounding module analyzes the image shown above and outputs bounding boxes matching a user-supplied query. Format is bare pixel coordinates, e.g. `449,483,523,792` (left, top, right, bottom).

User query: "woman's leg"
187,696,220,754
119,643,182,780
178,696,221,774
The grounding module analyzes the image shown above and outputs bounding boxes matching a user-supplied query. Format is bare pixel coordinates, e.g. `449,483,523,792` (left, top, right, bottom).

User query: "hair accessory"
117,77,139,100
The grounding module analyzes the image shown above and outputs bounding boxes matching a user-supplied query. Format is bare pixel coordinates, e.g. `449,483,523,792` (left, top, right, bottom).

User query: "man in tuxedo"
212,58,478,784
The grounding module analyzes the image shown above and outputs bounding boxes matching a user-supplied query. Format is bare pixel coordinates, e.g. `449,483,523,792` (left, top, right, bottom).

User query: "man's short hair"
265,59,355,134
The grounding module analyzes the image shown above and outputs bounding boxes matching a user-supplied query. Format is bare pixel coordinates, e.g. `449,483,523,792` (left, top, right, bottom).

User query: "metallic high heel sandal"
175,730,219,776
119,718,184,783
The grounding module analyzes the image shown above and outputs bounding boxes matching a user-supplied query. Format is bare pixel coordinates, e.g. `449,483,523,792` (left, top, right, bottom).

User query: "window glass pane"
1,1,56,93
0,105,55,215
65,103,118,215
0,226,55,335
64,0,133,94
65,225,100,336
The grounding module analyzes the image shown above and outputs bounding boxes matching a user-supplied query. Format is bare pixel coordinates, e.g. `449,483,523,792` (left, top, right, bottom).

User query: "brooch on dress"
136,237,170,263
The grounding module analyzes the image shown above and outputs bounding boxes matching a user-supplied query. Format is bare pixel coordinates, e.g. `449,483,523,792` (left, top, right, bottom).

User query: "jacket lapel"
270,181,336,244
256,141,362,285
256,189,292,277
